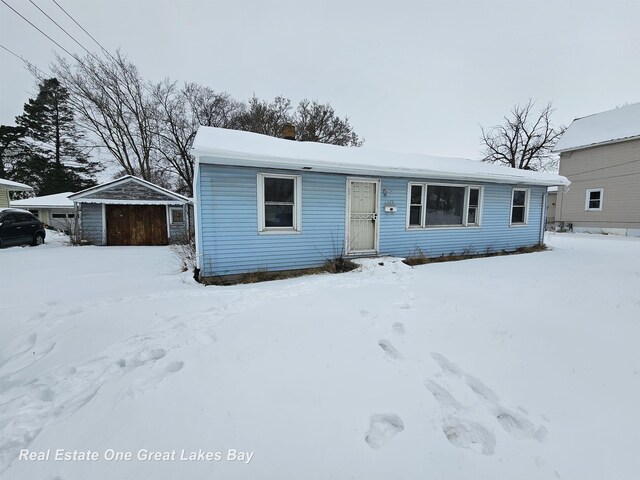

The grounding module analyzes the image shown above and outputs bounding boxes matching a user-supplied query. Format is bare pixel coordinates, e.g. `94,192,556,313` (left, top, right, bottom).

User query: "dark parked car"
0,208,46,247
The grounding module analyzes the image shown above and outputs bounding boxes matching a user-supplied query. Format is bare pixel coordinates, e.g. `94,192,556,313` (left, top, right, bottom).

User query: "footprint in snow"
443,417,496,455
365,414,404,449
121,361,185,399
378,339,402,360
391,322,405,335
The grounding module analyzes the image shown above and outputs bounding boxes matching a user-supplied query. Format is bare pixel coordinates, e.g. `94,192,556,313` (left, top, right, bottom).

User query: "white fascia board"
73,199,187,205
553,134,640,153
195,153,570,187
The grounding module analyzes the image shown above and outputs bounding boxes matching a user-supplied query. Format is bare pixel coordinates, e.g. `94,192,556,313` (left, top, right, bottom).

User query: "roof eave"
553,134,640,153
194,148,569,187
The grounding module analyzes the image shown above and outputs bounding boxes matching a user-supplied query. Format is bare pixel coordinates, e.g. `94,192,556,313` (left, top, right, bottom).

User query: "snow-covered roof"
0,178,33,191
554,102,640,153
69,175,191,203
11,191,74,209
192,127,569,187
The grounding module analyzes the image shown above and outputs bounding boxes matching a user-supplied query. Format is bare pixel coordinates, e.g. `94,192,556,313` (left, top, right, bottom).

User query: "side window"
170,207,184,224
257,173,301,233
467,188,481,226
585,188,603,211
2,213,17,224
408,184,423,227
510,189,529,225
16,213,34,222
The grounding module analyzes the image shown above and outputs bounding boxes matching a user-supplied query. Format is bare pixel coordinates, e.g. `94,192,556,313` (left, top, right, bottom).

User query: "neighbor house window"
170,207,184,224
52,213,75,219
510,188,529,225
585,188,603,211
407,183,483,228
257,173,302,233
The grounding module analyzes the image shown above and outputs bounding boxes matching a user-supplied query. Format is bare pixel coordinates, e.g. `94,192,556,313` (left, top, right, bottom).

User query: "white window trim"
585,188,604,211
510,188,530,226
169,206,184,224
257,172,302,234
406,182,484,229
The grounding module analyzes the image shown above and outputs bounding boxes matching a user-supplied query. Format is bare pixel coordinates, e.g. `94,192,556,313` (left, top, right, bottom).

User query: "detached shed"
70,176,191,246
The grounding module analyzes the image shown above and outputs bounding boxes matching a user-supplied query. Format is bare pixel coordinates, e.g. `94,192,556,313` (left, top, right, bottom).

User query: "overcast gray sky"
1,0,639,159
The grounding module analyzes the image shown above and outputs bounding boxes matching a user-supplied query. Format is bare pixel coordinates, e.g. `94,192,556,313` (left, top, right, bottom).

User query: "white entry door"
347,179,379,254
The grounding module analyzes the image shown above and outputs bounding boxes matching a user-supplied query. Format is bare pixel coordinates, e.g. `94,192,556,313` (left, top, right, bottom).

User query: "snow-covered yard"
1,232,639,479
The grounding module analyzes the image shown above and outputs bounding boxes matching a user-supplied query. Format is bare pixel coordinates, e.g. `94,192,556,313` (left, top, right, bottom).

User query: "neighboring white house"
553,102,640,236
11,192,75,232
0,178,32,208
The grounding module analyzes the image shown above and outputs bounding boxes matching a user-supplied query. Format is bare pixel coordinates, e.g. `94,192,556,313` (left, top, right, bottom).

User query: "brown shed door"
106,205,168,245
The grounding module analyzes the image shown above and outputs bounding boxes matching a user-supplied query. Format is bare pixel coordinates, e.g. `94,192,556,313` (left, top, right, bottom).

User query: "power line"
50,0,117,61
567,171,640,183
28,0,101,62
0,42,49,76
564,158,640,177
1,0,75,58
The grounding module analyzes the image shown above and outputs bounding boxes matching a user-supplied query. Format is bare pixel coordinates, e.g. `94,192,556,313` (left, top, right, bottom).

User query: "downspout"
539,189,547,245
192,154,204,275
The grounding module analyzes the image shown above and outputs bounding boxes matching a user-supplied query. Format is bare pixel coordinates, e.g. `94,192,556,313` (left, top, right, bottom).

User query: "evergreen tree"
10,78,100,195
0,125,26,178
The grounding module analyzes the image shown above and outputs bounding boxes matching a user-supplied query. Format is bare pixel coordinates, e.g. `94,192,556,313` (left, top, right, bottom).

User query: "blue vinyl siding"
198,162,546,277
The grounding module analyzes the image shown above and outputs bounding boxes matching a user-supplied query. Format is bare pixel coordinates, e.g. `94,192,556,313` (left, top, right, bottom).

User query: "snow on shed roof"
192,127,569,187
554,102,640,152
11,192,74,209
0,178,33,191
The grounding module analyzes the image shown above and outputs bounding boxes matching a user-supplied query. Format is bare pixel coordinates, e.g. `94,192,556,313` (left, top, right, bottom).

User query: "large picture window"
257,173,301,233
510,188,529,225
407,183,483,228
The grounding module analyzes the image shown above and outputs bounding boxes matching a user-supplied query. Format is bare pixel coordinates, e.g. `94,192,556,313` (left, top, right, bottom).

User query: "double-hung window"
510,188,529,225
585,188,603,211
407,183,483,228
258,173,301,233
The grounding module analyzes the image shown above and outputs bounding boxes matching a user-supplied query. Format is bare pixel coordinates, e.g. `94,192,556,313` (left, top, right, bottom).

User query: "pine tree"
10,78,100,195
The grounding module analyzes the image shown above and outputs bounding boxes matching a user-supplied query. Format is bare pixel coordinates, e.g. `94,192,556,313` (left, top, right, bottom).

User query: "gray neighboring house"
553,102,640,236
69,176,191,246
11,191,75,231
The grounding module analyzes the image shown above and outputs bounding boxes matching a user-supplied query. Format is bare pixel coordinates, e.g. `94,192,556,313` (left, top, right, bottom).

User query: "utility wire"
563,158,640,177
50,0,117,62
566,171,640,183
0,42,49,76
28,0,101,62
1,0,75,58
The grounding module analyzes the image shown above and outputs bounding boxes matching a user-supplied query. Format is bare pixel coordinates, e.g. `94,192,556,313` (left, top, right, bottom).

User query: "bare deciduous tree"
236,96,293,137
151,81,243,192
480,100,564,172
51,51,157,180
295,99,363,146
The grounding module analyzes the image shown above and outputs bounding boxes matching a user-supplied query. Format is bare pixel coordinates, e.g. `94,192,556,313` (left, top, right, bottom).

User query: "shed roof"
554,102,640,152
11,191,74,209
0,178,33,191
192,127,568,187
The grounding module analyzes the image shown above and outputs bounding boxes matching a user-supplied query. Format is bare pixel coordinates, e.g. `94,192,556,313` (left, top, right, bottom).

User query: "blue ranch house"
191,127,569,280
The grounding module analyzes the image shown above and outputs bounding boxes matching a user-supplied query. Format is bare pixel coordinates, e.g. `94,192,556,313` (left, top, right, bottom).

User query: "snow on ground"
1,232,639,479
